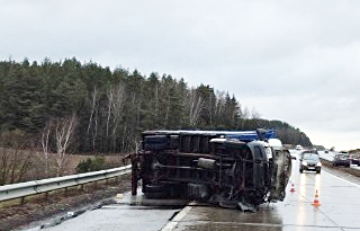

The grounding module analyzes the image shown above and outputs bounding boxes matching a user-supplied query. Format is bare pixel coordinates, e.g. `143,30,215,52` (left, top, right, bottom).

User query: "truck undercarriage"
131,129,292,212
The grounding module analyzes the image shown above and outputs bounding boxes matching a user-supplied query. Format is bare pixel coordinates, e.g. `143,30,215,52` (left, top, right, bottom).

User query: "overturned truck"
131,129,292,211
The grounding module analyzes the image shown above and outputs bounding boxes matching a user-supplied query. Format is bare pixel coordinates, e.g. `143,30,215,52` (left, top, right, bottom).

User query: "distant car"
299,149,318,157
299,151,322,174
296,145,303,150
350,153,360,166
333,153,350,167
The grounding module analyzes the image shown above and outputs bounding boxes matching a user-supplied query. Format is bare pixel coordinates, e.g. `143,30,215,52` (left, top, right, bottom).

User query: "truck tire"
144,135,168,151
144,191,168,199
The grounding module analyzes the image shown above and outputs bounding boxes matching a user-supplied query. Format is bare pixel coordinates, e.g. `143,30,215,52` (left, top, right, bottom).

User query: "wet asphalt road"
36,159,360,231
38,205,179,231
170,160,360,231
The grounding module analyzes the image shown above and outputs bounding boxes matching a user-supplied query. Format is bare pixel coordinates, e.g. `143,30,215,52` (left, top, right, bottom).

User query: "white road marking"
160,203,194,231
326,171,360,188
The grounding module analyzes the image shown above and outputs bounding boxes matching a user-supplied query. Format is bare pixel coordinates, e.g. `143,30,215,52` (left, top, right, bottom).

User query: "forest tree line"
0,57,312,155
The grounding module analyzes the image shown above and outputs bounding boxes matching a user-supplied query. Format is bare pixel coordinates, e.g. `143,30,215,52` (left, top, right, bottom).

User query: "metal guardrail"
0,165,132,202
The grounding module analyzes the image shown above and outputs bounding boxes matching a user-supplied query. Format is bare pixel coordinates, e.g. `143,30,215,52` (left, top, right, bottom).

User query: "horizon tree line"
0,57,313,155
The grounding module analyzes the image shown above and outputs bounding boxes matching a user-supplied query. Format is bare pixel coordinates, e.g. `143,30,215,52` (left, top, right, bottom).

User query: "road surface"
28,158,360,231
167,158,360,231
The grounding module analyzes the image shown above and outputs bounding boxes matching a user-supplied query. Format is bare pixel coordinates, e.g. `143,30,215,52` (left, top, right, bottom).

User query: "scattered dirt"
0,174,131,231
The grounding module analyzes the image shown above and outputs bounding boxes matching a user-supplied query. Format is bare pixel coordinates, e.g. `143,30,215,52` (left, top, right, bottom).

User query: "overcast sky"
1,0,359,150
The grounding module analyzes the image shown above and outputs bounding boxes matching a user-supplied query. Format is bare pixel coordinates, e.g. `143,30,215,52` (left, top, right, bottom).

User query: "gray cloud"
1,0,360,150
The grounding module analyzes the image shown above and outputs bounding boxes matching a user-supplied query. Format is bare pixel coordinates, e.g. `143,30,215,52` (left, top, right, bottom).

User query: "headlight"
302,161,308,166
316,162,322,167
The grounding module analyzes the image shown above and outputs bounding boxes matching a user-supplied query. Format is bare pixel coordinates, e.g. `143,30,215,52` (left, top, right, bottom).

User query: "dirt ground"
0,174,131,231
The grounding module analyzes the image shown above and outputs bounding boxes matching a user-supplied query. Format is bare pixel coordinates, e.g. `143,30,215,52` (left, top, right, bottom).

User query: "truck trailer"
131,129,292,212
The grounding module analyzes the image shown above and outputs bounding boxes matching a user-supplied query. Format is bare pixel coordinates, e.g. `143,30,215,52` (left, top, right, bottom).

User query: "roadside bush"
76,157,108,173
0,130,34,185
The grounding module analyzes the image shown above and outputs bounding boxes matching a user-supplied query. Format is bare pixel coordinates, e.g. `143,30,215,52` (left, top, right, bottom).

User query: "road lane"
169,159,360,231
32,158,360,231
36,189,189,231
40,204,180,231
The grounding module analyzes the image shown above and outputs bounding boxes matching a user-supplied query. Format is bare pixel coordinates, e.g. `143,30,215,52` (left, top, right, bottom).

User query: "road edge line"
160,202,194,231
326,171,360,188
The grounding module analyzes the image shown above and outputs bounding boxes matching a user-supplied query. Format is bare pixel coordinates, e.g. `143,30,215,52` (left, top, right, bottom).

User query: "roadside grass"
1,146,131,185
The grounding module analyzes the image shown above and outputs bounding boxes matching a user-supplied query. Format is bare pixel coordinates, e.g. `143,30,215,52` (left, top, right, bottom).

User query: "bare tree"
240,106,250,129
54,113,78,176
243,106,250,119
186,88,204,127
87,87,100,151
40,121,53,177
87,86,98,133
161,80,175,128
106,87,114,138
0,148,32,185
154,85,159,125
107,84,126,151
251,107,261,119
232,103,242,130
214,91,226,125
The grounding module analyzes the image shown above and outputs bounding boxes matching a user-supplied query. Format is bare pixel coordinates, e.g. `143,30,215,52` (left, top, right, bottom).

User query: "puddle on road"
21,190,188,231
175,204,284,231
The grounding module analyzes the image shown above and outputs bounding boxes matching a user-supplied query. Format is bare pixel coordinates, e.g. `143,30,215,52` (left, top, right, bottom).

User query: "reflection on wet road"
37,159,360,231
40,204,180,231
171,159,360,231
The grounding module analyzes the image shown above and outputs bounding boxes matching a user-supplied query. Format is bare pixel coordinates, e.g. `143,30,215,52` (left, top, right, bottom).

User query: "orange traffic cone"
290,183,295,193
312,190,321,206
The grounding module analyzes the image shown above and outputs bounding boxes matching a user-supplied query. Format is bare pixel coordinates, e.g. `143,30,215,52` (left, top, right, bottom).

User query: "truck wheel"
299,169,303,173
144,191,167,199
316,170,321,174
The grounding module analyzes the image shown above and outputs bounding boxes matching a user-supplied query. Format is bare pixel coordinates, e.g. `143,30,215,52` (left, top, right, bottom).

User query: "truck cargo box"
131,129,292,212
